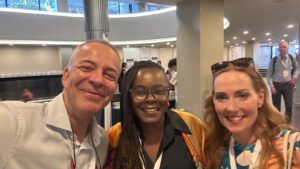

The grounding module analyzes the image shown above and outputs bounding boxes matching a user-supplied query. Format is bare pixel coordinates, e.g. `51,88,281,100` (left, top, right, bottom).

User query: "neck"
63,92,92,143
68,114,91,143
232,131,257,145
280,53,287,58
140,120,165,144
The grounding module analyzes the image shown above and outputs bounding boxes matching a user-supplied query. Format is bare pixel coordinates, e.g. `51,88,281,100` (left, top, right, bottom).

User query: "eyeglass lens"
131,86,169,101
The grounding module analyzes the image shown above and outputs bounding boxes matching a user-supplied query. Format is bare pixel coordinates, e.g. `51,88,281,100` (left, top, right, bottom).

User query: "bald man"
0,40,121,169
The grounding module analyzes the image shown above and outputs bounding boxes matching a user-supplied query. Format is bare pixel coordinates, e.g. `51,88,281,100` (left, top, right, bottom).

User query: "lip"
81,88,105,99
226,115,245,125
142,107,160,114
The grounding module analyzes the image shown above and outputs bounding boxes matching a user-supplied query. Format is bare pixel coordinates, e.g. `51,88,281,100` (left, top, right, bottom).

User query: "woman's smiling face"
131,68,169,127
213,70,264,141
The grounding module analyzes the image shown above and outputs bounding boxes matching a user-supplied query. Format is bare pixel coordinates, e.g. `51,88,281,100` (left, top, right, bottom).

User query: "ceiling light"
251,37,256,40
42,44,47,46
226,40,230,43
166,42,170,45
230,45,233,48
151,44,154,47
287,24,294,28
281,39,285,42
126,45,130,48
235,43,238,46
233,36,237,40
170,45,174,47
283,34,288,37
243,31,249,34
269,42,272,44
265,32,271,36
268,38,272,41
9,44,14,46
242,41,247,44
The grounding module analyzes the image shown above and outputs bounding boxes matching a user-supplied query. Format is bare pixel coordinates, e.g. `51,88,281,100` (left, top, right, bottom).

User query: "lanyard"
71,159,98,169
139,137,163,169
280,56,289,68
229,136,261,169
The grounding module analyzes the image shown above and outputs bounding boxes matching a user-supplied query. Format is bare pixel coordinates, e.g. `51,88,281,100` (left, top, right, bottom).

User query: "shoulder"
107,123,122,150
276,129,300,150
0,101,32,166
172,109,206,140
173,110,205,128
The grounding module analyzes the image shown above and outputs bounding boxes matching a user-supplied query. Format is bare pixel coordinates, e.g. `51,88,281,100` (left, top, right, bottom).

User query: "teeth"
144,108,158,111
228,116,243,121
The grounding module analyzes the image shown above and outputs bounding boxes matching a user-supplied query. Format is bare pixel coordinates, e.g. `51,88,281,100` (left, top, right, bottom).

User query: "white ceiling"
137,0,300,47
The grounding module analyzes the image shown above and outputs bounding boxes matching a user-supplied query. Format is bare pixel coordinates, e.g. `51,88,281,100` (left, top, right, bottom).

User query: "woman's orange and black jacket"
104,110,206,169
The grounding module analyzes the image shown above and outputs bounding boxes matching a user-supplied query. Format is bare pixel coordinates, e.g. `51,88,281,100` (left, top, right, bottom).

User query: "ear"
257,89,265,108
62,67,70,88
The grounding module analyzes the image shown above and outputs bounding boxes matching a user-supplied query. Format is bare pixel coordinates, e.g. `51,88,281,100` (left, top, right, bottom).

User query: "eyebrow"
214,89,249,94
78,60,95,66
79,60,118,73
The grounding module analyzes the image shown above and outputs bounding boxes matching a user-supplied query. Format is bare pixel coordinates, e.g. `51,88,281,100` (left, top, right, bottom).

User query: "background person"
104,61,205,169
22,88,34,102
266,41,299,123
117,62,127,93
0,40,121,169
167,58,177,108
205,58,300,169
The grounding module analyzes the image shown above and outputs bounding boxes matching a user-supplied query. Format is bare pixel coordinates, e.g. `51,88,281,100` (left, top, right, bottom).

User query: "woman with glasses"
204,58,300,169
104,61,206,169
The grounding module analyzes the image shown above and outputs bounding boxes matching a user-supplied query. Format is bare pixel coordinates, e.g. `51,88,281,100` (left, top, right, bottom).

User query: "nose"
225,99,238,113
144,90,155,102
90,69,104,87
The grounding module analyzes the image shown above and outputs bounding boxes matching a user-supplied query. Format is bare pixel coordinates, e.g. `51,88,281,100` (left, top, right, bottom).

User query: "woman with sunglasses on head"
205,58,300,169
104,61,206,169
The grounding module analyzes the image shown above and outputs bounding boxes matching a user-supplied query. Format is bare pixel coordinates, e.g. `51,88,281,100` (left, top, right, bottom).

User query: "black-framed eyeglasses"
211,57,254,74
129,86,169,102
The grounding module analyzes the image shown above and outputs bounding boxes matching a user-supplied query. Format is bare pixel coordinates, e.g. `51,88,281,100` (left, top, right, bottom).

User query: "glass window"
40,0,57,12
272,46,279,58
119,2,129,14
131,3,139,13
0,0,5,7
146,4,167,11
108,1,119,14
7,0,39,10
68,0,84,14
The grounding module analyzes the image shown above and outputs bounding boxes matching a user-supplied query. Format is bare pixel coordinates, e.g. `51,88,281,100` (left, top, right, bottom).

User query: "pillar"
138,2,146,12
245,40,254,58
57,0,68,12
83,0,109,40
176,0,224,119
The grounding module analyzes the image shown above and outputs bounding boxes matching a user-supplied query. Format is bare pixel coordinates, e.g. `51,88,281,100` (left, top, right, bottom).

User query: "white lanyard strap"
153,152,163,169
139,137,163,169
281,57,289,68
229,136,262,169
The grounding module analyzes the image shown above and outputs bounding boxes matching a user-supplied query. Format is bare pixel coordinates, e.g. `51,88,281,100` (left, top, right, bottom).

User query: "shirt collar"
46,93,72,132
46,93,102,146
166,109,191,134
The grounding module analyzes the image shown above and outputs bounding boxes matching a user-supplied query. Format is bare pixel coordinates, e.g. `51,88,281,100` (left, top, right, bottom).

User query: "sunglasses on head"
211,57,254,74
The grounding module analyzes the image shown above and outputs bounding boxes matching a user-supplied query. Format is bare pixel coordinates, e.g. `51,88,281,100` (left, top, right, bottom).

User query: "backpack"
272,54,296,76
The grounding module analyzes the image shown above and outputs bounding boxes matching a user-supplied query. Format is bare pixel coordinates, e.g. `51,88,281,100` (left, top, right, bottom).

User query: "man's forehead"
76,43,118,58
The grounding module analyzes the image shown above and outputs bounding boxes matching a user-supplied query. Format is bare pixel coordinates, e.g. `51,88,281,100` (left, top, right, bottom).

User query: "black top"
140,110,196,169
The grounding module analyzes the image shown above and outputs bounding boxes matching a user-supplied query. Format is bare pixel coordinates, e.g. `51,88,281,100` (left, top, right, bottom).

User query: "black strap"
272,54,296,76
